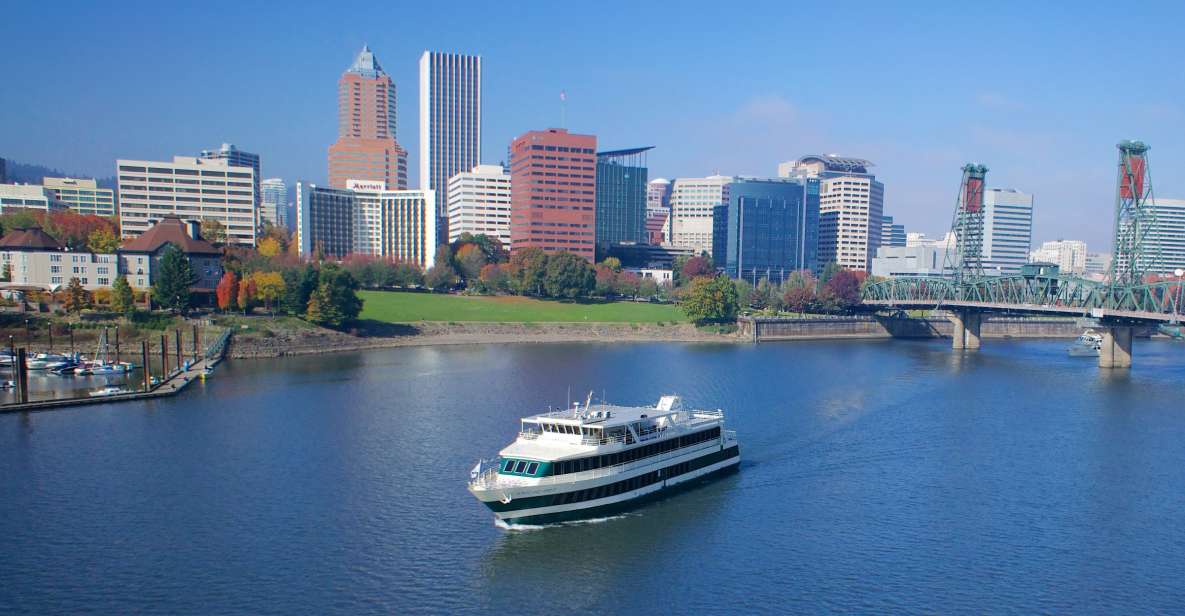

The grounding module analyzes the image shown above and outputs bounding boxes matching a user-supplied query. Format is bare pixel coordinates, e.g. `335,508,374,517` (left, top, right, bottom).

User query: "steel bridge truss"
862,275,1185,323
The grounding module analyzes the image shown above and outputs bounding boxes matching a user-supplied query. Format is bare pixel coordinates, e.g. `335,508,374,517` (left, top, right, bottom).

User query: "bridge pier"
948,310,983,350
1098,326,1133,369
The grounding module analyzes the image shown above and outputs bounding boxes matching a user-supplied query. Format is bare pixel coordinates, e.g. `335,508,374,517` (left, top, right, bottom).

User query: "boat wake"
494,514,634,531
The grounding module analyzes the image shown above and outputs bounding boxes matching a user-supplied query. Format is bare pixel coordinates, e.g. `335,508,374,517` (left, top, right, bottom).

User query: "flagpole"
560,90,567,129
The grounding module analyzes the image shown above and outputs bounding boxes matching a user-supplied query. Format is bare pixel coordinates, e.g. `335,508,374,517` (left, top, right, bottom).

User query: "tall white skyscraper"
781,155,883,271
981,188,1034,275
419,51,482,240
1118,197,1185,275
260,178,287,228
447,164,512,247
668,175,732,255
1030,239,1087,274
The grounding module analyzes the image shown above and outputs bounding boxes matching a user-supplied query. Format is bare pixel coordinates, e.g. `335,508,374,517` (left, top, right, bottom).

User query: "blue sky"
2,0,1183,248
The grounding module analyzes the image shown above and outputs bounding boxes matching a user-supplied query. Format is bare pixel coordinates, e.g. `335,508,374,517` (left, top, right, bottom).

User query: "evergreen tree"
111,274,135,315
281,265,318,315
152,244,197,313
64,277,92,313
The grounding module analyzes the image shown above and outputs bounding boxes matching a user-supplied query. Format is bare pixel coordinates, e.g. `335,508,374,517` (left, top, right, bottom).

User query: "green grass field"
358,291,686,323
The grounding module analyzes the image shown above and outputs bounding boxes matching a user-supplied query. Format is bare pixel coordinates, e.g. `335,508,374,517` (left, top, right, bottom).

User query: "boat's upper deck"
500,395,725,460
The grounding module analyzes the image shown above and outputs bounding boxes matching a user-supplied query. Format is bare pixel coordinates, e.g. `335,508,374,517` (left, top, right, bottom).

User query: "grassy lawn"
359,291,686,323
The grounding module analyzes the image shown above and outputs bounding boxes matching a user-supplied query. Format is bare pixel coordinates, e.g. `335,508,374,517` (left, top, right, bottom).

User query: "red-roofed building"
118,216,223,291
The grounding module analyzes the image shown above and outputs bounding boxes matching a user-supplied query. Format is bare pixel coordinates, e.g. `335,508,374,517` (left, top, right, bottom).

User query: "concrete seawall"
740,315,1091,342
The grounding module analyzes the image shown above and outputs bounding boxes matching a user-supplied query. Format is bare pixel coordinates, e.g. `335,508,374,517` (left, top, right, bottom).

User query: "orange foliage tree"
216,271,239,311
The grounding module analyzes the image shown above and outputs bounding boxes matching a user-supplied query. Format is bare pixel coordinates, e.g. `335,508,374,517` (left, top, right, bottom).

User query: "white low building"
447,164,511,248
871,232,953,278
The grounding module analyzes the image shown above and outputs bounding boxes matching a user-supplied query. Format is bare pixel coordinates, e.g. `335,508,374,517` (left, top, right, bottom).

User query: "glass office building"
712,177,820,282
595,147,651,255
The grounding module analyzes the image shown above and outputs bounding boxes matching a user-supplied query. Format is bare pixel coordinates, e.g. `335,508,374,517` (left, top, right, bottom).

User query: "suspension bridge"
861,140,1185,368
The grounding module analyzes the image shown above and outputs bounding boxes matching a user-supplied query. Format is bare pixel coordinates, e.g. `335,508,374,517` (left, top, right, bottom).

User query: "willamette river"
3,338,1185,614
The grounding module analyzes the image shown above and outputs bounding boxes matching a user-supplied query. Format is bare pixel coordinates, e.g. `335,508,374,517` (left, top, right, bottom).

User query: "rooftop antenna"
560,90,567,129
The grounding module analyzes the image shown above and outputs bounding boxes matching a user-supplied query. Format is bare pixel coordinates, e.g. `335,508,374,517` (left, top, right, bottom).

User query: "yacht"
468,395,740,526
1068,329,1103,357
88,385,129,397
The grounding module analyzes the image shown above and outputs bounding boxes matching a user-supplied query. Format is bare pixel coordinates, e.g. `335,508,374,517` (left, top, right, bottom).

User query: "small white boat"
27,353,67,370
1068,329,1104,357
88,385,129,397
75,361,133,376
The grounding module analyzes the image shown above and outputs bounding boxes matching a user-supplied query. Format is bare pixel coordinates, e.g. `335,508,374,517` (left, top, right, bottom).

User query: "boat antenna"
567,386,571,411
585,390,594,413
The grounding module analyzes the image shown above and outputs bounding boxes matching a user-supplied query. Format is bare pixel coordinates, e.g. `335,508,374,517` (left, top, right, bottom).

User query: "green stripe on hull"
493,448,740,525
503,461,740,526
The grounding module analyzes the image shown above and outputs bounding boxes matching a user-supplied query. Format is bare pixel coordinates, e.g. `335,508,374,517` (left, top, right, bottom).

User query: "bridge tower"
1108,140,1156,287
945,164,989,286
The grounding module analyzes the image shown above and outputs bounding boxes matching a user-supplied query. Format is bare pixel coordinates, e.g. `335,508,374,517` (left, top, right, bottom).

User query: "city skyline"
2,2,1184,249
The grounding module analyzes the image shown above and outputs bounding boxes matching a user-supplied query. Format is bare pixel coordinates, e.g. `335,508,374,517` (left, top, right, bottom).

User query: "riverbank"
227,320,737,358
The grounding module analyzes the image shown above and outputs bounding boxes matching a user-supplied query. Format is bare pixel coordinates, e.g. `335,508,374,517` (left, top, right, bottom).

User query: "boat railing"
518,430,542,440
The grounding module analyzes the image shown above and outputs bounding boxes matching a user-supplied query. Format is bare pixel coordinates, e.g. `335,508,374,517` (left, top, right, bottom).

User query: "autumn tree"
237,277,257,314
257,236,282,258
824,269,864,310
200,218,227,244
478,263,509,293
682,274,740,324
681,255,714,282
63,277,92,313
425,263,458,292
111,274,135,315
252,271,286,316
215,271,239,311
152,244,197,313
87,227,121,253
454,243,487,283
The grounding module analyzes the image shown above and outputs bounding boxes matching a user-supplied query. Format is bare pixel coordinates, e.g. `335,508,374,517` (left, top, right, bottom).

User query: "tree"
681,255,714,282
451,232,507,265
482,263,512,293
0,262,10,283
425,264,458,292
152,244,197,312
454,243,487,283
112,274,135,315
543,252,595,299
237,277,257,314
638,277,659,299
87,227,120,253
200,218,227,244
782,270,817,316
252,271,286,316
600,257,622,273
682,274,740,324
614,270,641,297
594,265,617,297
819,261,842,284
306,265,362,328
257,236,282,258
509,247,549,296
824,269,864,309
281,265,318,315
63,277,92,313
216,271,239,311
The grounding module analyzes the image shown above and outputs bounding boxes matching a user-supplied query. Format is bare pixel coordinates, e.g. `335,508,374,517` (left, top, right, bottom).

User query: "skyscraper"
200,143,261,220
595,147,651,254
781,155,884,271
711,177,820,282
419,51,482,239
447,164,512,247
647,178,672,214
880,215,906,247
1117,197,1185,275
509,128,597,261
668,176,732,255
296,183,357,257
981,188,1034,275
329,46,408,190
260,178,287,228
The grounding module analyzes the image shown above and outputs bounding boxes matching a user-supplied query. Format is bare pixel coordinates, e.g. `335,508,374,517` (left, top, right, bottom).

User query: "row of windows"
537,448,735,509
549,427,721,477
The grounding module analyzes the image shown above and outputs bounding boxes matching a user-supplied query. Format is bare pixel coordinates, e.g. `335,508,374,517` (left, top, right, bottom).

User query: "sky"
2,0,1184,249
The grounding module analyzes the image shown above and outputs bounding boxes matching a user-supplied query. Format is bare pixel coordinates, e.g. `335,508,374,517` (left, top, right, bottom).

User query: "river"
3,339,1185,614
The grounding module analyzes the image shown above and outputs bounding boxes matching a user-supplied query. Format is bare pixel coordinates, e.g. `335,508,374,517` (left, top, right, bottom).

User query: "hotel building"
43,177,116,217
116,156,257,245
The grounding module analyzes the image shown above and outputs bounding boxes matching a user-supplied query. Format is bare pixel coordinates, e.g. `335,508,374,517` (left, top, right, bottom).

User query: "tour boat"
1068,329,1103,357
468,394,741,526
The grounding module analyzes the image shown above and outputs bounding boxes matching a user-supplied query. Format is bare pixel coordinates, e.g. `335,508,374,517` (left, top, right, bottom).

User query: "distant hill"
3,160,116,190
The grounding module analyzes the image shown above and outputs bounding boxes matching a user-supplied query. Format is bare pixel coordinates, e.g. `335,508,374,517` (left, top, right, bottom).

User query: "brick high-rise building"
509,128,597,261
328,46,408,190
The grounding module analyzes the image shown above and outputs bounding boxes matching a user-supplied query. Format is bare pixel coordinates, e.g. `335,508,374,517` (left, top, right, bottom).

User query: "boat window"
525,462,538,475
502,459,515,472
513,461,526,473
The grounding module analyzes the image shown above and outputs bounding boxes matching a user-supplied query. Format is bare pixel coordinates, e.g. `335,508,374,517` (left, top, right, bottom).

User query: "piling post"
174,329,182,369
192,324,199,361
69,325,74,355
142,340,150,390
16,348,28,404
160,334,168,377
114,327,120,360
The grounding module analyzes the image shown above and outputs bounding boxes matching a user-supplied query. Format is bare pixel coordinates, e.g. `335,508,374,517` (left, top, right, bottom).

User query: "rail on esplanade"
861,275,1185,322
